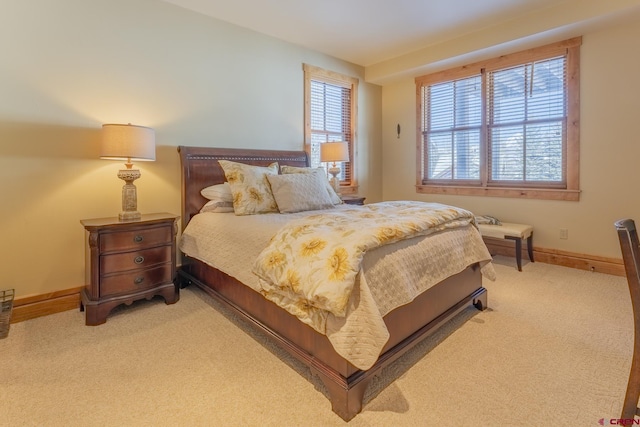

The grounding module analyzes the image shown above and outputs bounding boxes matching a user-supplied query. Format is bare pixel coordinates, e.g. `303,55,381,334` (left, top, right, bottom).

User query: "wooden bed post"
310,368,370,422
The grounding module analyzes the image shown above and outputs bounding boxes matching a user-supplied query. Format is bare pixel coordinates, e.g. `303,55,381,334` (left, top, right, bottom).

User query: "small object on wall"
397,123,401,139
100,123,156,221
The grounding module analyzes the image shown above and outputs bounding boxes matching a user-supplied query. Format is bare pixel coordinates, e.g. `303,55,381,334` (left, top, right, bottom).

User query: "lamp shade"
320,141,350,163
100,123,156,161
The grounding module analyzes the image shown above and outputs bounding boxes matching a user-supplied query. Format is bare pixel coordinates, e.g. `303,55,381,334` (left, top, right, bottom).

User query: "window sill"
416,185,580,201
339,185,359,195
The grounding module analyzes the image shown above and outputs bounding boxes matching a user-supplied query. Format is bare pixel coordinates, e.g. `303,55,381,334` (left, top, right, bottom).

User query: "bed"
176,146,493,421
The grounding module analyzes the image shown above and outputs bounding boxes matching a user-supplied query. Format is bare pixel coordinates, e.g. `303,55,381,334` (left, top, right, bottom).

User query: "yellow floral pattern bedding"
252,201,477,330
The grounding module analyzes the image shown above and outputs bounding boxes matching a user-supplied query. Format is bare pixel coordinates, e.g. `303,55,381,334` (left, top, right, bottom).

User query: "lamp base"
328,166,341,195
117,169,142,222
119,210,141,221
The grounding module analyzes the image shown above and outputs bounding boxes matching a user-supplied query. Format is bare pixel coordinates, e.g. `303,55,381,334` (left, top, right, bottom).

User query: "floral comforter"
252,201,477,332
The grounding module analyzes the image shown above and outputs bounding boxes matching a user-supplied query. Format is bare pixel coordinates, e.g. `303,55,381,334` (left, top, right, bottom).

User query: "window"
304,64,358,193
416,37,581,201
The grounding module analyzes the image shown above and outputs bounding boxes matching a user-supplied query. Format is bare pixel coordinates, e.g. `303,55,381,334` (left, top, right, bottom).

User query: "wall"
0,0,382,298
381,17,640,259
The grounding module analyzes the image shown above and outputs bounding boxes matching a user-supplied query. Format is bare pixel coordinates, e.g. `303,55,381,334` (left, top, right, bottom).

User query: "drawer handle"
133,235,144,243
134,256,145,265
134,276,145,285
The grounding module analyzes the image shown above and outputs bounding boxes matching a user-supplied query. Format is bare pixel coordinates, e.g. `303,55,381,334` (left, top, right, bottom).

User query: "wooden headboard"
177,146,310,230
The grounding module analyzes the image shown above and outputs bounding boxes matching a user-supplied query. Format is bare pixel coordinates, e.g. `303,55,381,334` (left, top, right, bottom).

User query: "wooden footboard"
177,259,486,421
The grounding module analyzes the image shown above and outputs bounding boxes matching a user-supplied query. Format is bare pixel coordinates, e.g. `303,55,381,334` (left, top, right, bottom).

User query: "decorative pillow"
200,182,233,202
200,200,234,213
267,172,335,213
218,160,279,215
280,165,342,205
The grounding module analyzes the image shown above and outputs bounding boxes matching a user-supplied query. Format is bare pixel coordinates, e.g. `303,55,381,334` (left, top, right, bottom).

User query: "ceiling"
161,0,640,70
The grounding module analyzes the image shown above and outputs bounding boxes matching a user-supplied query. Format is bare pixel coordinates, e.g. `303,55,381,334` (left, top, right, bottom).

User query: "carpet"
0,256,632,426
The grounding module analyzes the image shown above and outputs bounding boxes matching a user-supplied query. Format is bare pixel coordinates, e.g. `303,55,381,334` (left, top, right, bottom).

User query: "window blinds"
310,80,352,182
487,56,566,185
421,55,567,187
423,75,482,181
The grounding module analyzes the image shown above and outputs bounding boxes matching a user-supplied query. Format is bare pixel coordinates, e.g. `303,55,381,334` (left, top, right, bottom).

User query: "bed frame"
176,146,487,421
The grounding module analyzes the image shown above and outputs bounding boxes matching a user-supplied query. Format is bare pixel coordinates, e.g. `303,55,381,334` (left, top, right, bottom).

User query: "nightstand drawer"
100,245,172,274
100,264,173,298
100,226,172,252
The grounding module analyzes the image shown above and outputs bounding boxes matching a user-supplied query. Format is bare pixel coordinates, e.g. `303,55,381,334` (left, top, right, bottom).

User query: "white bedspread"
179,205,495,370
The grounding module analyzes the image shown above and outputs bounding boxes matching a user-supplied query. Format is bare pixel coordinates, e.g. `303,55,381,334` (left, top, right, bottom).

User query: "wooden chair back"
615,218,640,420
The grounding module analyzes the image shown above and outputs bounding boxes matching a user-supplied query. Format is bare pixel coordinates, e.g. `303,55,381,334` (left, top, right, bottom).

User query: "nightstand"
341,195,366,205
80,213,179,325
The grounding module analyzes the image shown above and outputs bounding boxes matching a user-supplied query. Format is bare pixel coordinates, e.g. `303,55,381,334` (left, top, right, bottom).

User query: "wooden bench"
477,222,534,271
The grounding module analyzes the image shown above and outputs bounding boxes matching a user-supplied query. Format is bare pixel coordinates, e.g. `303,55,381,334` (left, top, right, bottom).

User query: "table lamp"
320,141,349,195
100,123,155,221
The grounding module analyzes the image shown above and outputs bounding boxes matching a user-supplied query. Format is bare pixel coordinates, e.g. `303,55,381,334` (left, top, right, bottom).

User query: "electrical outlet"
560,228,569,240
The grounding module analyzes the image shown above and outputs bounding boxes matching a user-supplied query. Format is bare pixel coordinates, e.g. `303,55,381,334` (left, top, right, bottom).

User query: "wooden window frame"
304,64,358,194
415,37,581,201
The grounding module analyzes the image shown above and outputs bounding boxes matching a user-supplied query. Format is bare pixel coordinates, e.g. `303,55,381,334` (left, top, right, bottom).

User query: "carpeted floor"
0,256,633,426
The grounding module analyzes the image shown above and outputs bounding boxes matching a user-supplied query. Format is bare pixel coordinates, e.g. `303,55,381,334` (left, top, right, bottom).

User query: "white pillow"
218,160,279,215
200,200,234,213
200,182,233,202
280,165,342,205
267,172,334,213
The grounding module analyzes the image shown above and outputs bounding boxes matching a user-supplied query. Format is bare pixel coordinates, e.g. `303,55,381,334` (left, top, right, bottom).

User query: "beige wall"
0,0,382,297
3,0,636,300
381,17,640,259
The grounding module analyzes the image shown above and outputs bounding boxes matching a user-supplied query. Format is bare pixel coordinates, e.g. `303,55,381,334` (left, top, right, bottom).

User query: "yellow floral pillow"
218,160,279,215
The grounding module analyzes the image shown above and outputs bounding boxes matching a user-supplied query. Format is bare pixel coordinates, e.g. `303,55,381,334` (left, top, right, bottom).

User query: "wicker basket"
0,289,15,339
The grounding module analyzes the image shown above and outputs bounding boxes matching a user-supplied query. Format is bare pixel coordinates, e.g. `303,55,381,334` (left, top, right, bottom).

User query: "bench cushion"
477,222,533,240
